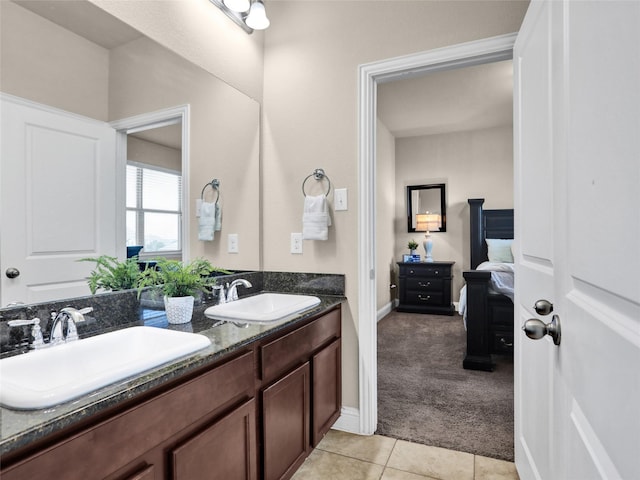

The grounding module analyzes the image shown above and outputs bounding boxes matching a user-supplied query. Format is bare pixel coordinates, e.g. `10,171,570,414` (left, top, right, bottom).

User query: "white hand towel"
214,203,222,231
198,201,216,241
302,195,331,240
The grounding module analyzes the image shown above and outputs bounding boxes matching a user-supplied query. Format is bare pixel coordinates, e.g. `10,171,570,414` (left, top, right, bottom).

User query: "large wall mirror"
406,183,447,233
0,0,260,305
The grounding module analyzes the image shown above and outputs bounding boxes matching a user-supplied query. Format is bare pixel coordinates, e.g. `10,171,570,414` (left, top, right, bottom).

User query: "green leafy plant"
79,255,143,294
407,240,419,251
138,258,231,298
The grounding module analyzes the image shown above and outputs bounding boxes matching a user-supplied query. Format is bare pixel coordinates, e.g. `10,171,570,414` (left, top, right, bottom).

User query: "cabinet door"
312,339,341,446
172,398,257,480
262,363,310,480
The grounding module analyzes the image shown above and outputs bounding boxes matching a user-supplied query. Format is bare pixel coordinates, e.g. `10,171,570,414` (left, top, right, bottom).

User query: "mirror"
0,0,260,304
406,183,447,233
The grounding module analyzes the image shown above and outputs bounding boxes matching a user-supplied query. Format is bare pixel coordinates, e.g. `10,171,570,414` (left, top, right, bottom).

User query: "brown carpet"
376,311,514,461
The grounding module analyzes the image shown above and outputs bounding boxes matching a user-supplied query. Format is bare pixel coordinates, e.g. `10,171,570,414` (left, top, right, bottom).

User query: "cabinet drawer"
401,265,450,278
260,308,340,384
1,351,255,480
405,291,443,306
406,277,443,292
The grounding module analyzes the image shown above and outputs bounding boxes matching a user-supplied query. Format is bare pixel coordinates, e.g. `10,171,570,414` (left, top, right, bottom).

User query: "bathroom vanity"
0,285,343,480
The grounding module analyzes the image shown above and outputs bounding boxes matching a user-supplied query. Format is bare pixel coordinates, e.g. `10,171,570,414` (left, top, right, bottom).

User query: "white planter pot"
163,295,195,324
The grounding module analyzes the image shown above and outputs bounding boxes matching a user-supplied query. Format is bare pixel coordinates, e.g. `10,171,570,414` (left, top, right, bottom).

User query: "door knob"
523,314,561,345
534,299,553,316
5,268,20,279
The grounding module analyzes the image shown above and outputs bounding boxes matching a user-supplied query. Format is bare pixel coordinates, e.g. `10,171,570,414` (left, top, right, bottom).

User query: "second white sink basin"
0,326,211,410
204,293,321,323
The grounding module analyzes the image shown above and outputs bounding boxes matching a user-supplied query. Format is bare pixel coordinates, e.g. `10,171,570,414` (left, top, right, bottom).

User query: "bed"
460,198,514,371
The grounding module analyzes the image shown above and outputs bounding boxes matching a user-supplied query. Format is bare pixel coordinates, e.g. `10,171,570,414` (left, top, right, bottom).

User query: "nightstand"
396,261,455,315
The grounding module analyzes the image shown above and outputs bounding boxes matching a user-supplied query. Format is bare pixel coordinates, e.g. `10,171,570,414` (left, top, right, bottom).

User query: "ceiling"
377,59,513,138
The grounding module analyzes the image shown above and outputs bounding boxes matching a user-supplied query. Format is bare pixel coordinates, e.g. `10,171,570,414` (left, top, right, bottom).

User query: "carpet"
376,311,514,461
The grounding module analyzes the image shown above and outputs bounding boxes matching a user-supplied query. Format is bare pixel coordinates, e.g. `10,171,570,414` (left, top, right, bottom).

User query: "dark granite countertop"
0,292,345,457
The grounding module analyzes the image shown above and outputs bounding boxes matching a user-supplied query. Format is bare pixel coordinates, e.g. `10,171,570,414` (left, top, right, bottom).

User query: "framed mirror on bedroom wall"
406,183,447,233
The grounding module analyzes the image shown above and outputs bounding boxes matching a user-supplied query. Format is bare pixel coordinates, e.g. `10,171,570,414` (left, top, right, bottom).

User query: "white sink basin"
204,293,321,323
0,326,211,410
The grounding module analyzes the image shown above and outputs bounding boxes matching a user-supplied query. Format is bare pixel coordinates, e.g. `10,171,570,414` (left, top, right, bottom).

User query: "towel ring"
302,168,331,197
201,179,220,204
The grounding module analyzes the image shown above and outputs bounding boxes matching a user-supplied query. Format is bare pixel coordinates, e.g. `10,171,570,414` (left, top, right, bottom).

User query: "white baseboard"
331,406,362,434
377,301,395,322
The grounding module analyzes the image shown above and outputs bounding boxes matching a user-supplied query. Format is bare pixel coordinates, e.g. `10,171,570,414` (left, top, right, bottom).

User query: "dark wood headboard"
468,198,514,269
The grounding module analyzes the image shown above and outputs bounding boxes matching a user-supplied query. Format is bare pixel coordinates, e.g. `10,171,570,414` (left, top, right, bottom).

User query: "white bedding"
458,262,514,328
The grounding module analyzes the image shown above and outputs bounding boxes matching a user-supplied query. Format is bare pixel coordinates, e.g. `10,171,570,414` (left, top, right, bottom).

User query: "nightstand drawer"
403,266,449,278
405,291,443,305
406,278,443,292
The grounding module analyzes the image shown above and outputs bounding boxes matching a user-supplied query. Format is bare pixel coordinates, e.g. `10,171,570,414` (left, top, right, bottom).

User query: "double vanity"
0,271,345,480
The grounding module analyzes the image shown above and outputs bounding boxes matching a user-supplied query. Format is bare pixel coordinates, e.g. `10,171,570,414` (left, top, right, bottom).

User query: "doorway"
356,33,517,435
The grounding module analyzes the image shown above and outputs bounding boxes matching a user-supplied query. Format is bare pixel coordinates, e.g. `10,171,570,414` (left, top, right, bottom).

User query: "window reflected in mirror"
407,183,446,233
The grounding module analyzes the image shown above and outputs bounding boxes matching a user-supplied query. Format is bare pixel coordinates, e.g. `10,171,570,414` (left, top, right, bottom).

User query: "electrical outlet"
334,188,348,211
291,233,303,254
228,234,239,253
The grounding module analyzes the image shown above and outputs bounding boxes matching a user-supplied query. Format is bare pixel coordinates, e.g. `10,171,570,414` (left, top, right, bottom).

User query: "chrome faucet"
7,318,45,349
225,279,252,302
49,307,93,345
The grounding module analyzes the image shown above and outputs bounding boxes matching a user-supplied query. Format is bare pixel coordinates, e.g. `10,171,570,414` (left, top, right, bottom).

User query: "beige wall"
394,125,515,302
127,136,181,172
0,1,109,120
376,119,397,313
89,0,264,101
261,1,528,410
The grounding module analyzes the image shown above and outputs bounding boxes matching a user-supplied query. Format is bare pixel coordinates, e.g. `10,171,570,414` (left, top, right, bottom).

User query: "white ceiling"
377,59,513,138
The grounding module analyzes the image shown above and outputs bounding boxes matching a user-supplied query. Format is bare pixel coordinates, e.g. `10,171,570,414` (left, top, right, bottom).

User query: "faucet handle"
212,285,227,305
7,318,45,349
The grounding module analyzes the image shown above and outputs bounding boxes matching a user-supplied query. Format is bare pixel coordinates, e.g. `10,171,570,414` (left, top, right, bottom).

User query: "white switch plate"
228,234,239,253
291,233,303,254
334,188,348,211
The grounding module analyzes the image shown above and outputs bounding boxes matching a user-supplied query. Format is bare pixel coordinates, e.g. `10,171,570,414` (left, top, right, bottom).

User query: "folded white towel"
302,195,331,240
214,203,222,232
199,201,216,241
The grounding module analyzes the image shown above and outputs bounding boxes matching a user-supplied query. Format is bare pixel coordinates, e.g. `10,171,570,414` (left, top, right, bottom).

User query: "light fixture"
223,0,250,13
245,0,270,30
415,212,441,262
209,0,269,34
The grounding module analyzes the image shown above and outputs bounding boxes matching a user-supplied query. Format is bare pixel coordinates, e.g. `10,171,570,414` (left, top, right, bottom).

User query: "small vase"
163,295,195,324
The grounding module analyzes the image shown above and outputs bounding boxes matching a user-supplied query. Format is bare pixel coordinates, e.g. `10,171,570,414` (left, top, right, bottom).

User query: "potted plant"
138,258,227,324
79,255,143,294
407,239,419,254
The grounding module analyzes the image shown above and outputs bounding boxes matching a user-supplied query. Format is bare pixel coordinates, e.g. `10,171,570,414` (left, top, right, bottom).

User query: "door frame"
110,105,191,262
356,33,517,434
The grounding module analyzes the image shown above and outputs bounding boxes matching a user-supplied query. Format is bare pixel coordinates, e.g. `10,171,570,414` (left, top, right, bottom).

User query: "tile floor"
291,430,519,480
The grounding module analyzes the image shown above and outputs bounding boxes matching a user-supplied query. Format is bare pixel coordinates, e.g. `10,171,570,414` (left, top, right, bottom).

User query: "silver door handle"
523,314,561,346
534,299,553,316
5,267,20,279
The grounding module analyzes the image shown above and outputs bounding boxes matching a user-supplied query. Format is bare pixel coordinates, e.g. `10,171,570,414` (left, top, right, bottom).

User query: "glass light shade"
223,0,250,13
246,1,270,29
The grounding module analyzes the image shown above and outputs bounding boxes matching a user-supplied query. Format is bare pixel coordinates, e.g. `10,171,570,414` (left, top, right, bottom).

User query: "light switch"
228,234,239,253
334,188,348,211
291,233,303,254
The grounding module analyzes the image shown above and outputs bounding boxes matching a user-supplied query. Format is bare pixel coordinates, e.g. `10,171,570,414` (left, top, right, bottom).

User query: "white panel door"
514,1,640,479
1,95,117,305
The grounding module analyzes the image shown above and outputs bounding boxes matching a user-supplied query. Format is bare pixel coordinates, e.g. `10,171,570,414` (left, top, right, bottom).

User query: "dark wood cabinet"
172,398,257,480
1,305,342,480
262,363,311,480
396,261,455,315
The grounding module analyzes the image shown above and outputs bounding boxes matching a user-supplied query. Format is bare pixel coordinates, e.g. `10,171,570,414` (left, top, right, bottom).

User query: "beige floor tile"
316,429,397,465
387,440,474,480
474,456,520,480
291,449,385,480
381,467,439,480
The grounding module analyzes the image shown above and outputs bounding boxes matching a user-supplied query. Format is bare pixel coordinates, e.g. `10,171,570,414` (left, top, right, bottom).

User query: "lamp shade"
223,0,250,12
416,213,441,232
246,0,270,29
